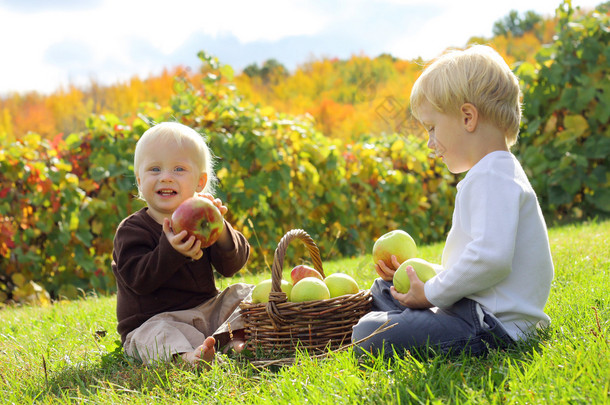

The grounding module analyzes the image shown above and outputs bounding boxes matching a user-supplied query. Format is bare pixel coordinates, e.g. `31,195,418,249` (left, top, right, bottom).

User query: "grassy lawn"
0,220,608,404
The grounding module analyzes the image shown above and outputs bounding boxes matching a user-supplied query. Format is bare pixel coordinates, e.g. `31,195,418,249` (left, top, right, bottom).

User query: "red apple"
290,264,323,285
171,196,224,248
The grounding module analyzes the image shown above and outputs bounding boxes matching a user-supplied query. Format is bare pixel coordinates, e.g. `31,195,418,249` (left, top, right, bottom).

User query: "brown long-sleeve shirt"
112,207,250,343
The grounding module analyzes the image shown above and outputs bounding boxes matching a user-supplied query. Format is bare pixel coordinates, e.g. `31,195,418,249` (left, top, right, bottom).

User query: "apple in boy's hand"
392,258,437,293
372,230,417,268
324,273,359,297
290,264,323,285
251,279,293,303
171,196,224,248
290,277,330,302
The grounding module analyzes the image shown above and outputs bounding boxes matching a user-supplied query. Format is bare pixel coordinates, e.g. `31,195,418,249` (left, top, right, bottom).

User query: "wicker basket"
239,229,372,357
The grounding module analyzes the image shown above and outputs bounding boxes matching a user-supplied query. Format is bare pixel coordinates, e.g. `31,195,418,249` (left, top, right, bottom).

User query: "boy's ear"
461,103,479,132
196,172,208,192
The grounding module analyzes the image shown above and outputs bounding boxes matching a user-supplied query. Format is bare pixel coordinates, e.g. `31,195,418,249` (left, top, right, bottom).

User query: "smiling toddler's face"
136,140,205,224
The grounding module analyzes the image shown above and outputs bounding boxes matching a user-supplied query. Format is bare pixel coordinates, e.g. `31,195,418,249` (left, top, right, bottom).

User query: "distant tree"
260,59,288,80
597,1,610,12
493,10,542,38
376,53,397,62
242,63,260,78
242,59,288,84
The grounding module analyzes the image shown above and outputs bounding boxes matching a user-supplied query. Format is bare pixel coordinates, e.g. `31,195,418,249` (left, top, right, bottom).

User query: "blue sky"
0,0,603,95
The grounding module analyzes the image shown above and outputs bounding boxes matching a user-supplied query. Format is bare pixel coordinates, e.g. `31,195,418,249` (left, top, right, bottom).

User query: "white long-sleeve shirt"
424,151,554,340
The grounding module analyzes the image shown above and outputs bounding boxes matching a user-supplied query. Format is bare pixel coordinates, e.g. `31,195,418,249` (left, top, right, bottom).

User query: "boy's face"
136,139,207,224
417,100,474,174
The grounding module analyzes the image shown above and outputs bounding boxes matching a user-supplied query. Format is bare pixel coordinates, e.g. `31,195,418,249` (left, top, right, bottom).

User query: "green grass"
1,220,608,404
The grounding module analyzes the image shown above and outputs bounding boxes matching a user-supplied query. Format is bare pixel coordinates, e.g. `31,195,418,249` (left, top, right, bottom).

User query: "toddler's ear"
461,103,479,132
197,172,208,192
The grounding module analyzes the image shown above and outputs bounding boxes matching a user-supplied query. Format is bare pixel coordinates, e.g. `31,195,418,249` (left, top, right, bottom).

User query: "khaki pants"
124,283,253,364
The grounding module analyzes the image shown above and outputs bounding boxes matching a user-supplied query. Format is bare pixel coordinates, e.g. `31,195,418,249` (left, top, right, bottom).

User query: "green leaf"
575,86,596,111
584,136,610,159
220,65,234,81
585,187,610,213
549,185,573,206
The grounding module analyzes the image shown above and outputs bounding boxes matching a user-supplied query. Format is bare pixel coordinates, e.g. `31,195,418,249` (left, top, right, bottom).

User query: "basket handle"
265,229,324,326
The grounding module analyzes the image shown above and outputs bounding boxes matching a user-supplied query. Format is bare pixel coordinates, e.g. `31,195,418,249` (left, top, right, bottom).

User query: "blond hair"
410,45,522,147
133,122,216,198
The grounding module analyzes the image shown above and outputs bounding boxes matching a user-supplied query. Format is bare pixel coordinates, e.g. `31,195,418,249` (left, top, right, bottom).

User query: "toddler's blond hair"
133,122,216,199
410,45,521,147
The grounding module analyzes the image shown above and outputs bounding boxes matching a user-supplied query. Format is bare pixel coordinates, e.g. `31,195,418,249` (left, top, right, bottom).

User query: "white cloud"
1,0,334,94
197,0,331,43
0,0,604,95
384,0,602,60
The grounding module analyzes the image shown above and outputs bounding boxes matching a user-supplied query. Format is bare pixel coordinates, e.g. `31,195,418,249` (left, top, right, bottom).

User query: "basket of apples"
239,229,372,357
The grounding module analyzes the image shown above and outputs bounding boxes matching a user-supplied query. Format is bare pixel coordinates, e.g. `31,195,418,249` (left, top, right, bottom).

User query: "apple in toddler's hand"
290,264,323,285
171,196,224,248
290,277,330,302
372,230,417,268
251,279,293,303
392,258,437,293
324,273,359,298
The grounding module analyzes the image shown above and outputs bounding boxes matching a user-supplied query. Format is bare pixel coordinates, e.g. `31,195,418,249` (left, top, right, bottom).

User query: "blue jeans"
352,279,514,357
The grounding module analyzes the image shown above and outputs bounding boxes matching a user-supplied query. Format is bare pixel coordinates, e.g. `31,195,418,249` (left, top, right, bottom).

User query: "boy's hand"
390,265,433,309
163,218,204,260
374,254,401,281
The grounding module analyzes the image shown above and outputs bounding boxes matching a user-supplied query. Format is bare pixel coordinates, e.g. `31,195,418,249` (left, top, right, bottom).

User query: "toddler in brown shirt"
112,122,253,367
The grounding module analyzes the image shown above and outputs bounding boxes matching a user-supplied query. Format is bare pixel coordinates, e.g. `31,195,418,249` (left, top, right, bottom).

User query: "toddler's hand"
390,265,432,309
196,192,234,250
374,254,401,281
197,192,228,216
163,218,204,260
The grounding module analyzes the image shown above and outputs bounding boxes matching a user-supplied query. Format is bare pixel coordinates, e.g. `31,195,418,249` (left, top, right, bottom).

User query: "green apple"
324,273,359,298
290,277,330,302
372,230,417,268
251,279,293,303
392,258,437,293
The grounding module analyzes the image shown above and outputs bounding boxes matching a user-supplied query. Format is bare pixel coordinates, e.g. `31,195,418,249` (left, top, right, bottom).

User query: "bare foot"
226,339,246,353
222,329,247,354
180,336,216,368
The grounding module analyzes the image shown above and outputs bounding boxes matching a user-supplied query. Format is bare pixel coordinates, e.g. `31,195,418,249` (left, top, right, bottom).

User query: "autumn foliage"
0,2,608,304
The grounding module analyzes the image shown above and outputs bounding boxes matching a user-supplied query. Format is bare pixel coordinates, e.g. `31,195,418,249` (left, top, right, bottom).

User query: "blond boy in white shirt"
353,45,554,355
